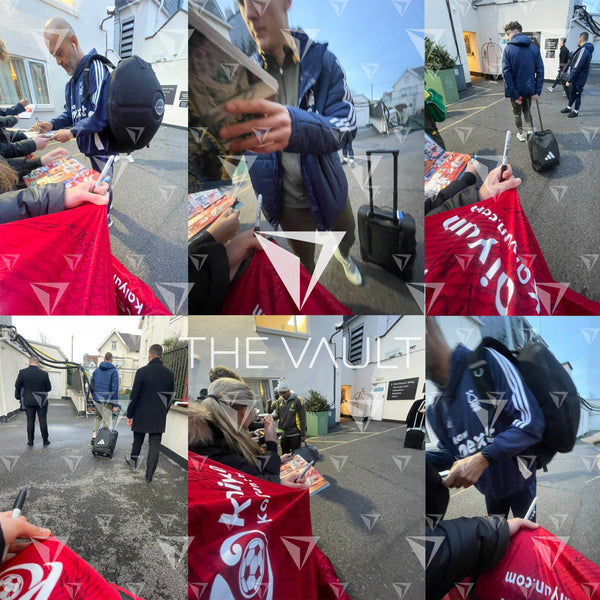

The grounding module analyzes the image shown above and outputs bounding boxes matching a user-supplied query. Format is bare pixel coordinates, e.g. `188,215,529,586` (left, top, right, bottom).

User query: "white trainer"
334,248,363,286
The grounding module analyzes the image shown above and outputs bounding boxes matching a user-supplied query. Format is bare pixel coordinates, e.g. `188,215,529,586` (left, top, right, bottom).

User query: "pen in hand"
11,487,27,519
93,155,115,193
1,487,28,562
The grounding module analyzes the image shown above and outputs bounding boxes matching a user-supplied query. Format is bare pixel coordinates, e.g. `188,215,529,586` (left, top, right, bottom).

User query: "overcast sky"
11,317,141,364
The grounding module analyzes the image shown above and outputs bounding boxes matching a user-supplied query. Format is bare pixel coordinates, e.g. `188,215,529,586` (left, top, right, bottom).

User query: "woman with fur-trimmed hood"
189,377,306,488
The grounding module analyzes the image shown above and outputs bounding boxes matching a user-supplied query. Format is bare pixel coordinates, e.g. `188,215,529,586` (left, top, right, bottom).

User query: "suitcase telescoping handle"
366,150,399,225
535,99,544,132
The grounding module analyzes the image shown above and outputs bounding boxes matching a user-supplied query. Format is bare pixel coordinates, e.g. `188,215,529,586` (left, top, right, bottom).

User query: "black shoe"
561,107,572,113
125,455,138,468
43,440,50,446
27,441,33,446
145,475,153,483
568,111,579,118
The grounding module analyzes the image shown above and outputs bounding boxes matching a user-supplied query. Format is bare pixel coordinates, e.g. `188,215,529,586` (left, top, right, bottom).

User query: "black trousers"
281,434,301,454
25,404,49,443
485,477,537,521
131,432,162,479
568,83,584,111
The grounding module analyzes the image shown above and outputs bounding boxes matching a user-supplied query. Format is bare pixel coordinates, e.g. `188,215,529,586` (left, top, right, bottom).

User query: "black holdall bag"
82,54,165,154
404,398,426,450
528,100,560,173
92,426,119,458
292,442,320,463
466,337,580,470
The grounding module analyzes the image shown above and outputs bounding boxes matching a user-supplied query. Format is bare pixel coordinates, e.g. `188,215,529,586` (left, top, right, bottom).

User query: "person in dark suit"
14,356,52,446
125,344,175,482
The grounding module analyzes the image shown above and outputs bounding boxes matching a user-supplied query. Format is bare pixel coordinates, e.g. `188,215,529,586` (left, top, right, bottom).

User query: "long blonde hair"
189,377,263,465
0,157,18,194
0,39,9,63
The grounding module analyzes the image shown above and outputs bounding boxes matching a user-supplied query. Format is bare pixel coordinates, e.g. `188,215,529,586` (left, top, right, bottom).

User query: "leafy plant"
425,37,456,70
305,389,331,413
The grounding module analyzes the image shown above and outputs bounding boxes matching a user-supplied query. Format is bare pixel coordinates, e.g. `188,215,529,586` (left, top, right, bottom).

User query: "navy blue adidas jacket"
502,34,544,100
248,30,357,231
91,360,119,407
427,345,545,500
51,48,113,157
567,42,595,87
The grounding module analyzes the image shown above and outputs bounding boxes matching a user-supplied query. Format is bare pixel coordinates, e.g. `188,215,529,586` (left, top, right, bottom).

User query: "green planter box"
306,411,329,437
425,68,459,105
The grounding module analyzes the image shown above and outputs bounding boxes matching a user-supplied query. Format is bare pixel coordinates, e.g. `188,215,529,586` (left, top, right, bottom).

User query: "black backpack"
466,337,580,470
82,54,165,153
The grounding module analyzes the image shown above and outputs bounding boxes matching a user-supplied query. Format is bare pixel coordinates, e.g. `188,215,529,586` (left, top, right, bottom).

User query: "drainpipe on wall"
445,0,463,65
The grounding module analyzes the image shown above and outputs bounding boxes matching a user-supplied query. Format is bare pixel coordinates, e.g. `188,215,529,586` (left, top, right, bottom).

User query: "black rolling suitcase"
403,399,426,450
528,100,559,173
92,426,118,458
358,150,416,279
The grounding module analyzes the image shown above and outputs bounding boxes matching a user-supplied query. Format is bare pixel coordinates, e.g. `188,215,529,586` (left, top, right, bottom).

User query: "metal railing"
162,344,188,401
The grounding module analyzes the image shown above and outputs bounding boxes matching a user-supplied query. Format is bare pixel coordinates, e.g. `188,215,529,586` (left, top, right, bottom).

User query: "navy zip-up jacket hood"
568,42,594,87
427,344,545,500
247,30,357,231
51,48,113,157
91,360,119,406
502,34,544,100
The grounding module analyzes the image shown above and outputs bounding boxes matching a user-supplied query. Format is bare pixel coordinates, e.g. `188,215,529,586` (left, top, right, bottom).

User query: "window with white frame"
0,56,51,107
41,0,79,15
255,316,308,335
111,341,117,351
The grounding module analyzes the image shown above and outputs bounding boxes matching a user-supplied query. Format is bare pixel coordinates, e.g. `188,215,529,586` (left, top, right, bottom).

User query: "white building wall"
336,316,425,422
391,71,424,115
139,316,187,361
98,333,139,391
1,1,112,121
189,316,344,416
115,5,188,127
474,0,576,79
0,341,29,419
426,0,472,84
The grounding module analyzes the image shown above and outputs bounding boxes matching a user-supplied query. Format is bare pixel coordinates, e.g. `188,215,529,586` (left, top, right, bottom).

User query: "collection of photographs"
0,0,600,599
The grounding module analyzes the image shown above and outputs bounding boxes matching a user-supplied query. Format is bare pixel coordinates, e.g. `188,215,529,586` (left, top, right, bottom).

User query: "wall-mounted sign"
387,377,419,400
161,85,177,105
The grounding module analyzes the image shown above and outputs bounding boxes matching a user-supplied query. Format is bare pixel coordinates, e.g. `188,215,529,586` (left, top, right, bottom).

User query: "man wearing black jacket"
125,344,175,483
548,38,570,93
0,114,49,159
15,356,52,446
0,180,109,225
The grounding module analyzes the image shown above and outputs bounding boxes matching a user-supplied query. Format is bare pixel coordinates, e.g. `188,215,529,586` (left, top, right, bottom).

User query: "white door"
370,384,386,421
48,371,61,399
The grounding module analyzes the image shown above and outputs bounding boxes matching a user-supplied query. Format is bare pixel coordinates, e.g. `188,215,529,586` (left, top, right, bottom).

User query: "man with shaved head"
15,356,52,447
34,17,116,225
